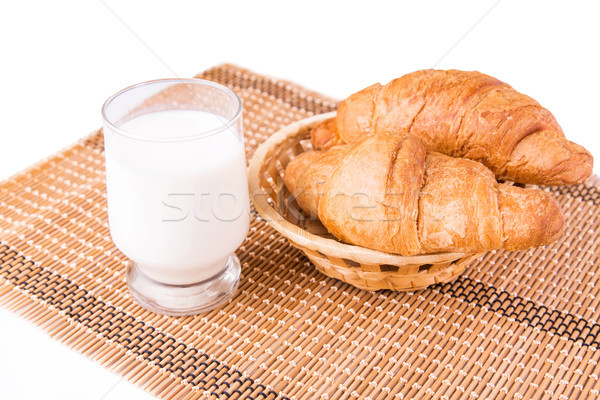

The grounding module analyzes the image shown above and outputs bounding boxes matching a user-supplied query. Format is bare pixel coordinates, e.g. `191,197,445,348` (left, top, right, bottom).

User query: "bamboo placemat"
1,64,600,399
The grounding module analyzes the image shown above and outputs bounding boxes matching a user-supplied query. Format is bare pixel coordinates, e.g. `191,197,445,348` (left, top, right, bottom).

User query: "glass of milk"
102,79,249,316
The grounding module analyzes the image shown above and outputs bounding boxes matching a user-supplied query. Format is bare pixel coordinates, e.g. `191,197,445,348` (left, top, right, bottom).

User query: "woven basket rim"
248,112,470,265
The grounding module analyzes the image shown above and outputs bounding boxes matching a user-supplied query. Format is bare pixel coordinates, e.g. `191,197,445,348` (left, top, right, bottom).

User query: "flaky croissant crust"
311,70,593,186
286,131,564,255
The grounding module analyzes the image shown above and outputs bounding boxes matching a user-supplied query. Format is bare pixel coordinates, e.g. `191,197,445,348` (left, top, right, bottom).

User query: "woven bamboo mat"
1,64,600,400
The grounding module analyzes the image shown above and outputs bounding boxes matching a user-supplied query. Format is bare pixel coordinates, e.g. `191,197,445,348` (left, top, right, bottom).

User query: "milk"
104,110,250,285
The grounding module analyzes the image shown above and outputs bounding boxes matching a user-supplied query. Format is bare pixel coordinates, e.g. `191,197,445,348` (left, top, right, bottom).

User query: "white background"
0,1,599,399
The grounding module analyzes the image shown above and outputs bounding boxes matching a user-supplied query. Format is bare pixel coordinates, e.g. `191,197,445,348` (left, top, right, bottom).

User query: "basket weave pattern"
249,112,481,291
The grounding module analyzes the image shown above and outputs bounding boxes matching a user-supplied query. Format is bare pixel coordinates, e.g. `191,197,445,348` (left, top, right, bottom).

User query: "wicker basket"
248,112,481,291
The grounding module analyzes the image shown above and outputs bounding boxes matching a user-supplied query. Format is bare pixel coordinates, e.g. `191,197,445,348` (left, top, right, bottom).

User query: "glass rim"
101,78,243,143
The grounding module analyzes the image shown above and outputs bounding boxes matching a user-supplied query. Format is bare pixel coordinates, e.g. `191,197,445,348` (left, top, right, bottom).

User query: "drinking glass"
102,79,249,316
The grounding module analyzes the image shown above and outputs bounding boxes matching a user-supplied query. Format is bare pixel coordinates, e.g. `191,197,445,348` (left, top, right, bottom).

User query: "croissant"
285,132,564,255
311,69,593,186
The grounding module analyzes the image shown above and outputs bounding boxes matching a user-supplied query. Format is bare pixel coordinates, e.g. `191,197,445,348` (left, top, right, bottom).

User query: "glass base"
126,255,241,316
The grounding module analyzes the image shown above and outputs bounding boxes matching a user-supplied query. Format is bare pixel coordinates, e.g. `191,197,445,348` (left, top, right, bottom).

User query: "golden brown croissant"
311,70,593,186
285,132,564,255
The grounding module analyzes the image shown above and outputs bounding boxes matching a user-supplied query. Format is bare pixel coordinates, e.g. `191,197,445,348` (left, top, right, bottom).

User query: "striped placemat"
1,64,599,399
